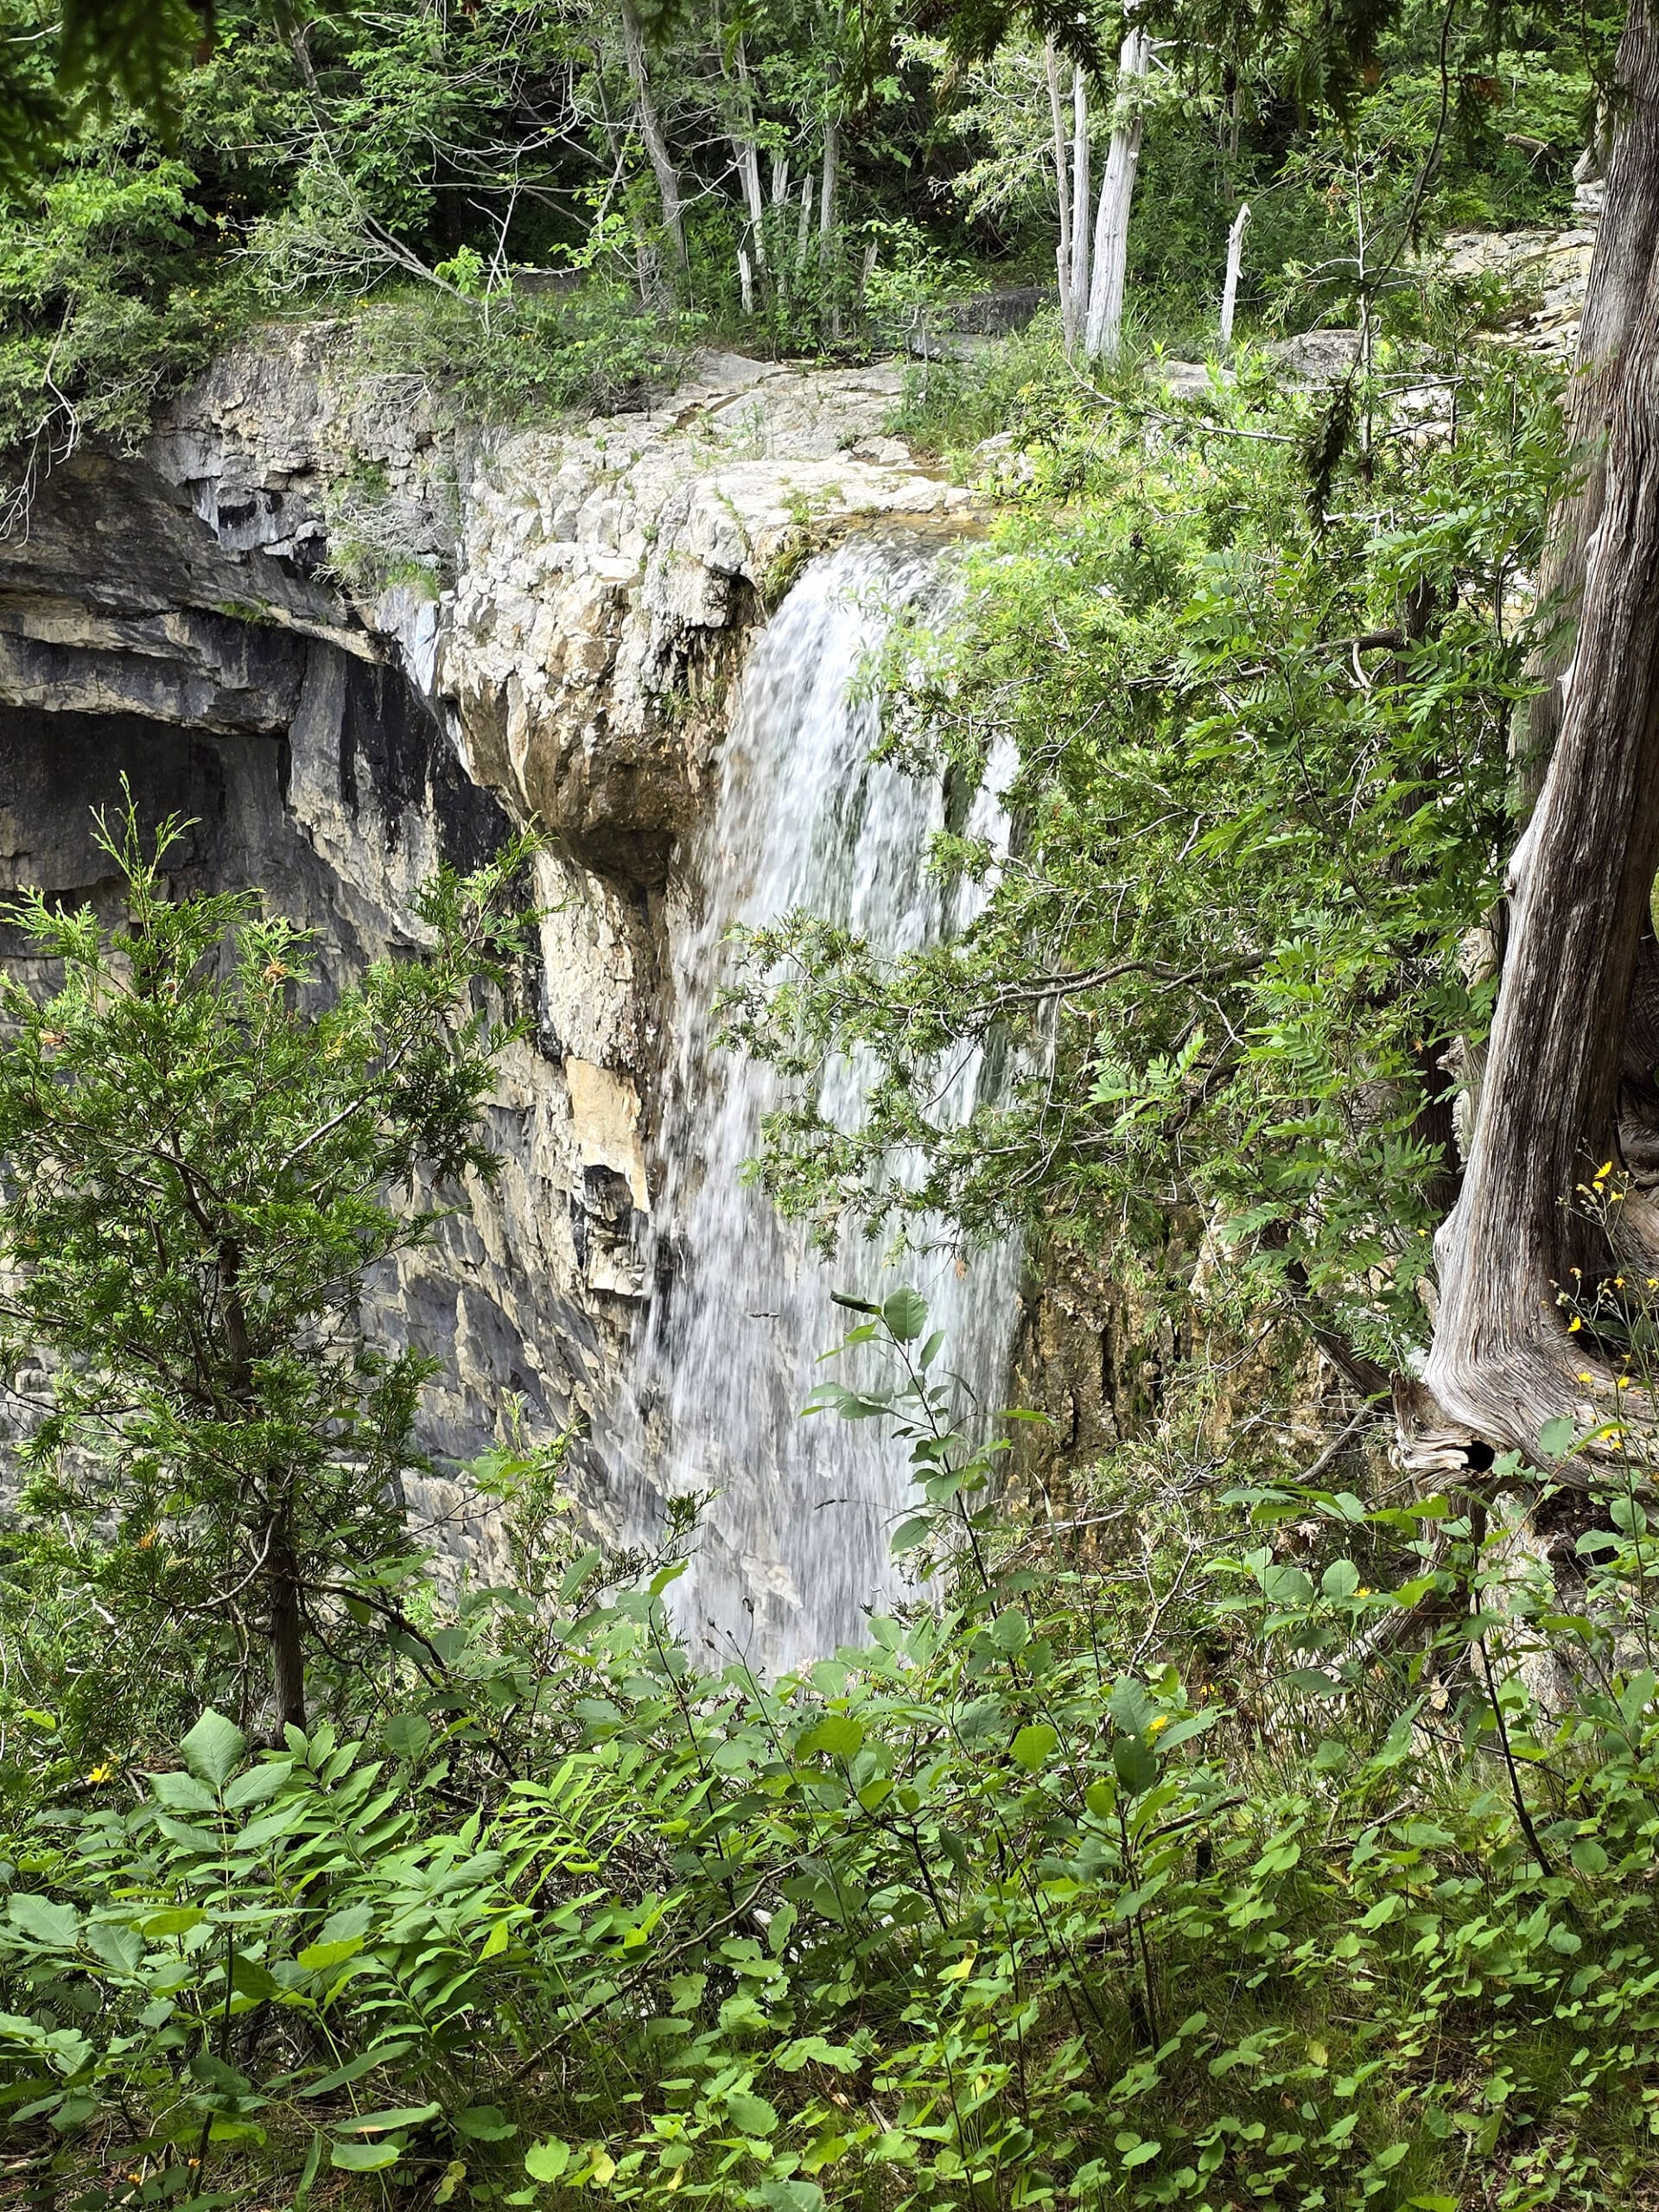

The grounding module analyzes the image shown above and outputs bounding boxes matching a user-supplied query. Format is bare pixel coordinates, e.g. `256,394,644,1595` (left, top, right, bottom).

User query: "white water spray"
604,536,1022,1671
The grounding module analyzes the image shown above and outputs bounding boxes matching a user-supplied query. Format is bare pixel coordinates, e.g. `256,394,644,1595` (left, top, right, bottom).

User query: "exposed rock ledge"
0,333,975,1569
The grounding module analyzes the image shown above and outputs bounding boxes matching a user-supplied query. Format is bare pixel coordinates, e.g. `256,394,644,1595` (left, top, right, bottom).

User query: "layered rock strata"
0,331,973,1570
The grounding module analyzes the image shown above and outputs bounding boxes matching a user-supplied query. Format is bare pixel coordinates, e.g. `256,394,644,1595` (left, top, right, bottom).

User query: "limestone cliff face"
0,327,973,1566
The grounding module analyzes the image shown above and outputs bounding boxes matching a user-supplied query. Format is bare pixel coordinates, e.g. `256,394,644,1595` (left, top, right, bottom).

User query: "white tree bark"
731,33,767,275
1219,200,1250,344
1070,67,1090,342
1396,0,1659,1481
620,0,687,283
1083,24,1150,363
1046,38,1076,355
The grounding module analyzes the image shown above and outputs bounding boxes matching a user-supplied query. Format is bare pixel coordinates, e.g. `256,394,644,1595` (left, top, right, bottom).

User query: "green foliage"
730,331,1568,1372
349,283,700,429
6,1300,1659,2206
0,803,536,1739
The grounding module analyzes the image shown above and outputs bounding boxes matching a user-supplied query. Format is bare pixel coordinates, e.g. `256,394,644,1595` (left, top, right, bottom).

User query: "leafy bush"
5,1300,1659,2209
347,283,700,429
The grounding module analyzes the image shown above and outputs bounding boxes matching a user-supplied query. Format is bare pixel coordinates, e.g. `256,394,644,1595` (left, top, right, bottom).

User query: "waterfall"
604,535,1021,1672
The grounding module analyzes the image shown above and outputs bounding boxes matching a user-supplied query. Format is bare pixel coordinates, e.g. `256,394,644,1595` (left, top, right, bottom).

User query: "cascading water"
604,535,1021,1672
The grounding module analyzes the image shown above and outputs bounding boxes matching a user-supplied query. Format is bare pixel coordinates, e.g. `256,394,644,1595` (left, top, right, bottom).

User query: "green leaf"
338,2104,441,2134
524,2138,571,2181
1113,1736,1158,1796
221,1761,290,1810
1009,1723,1058,1771
1319,1558,1360,1599
1537,1416,1576,1458
799,1714,864,1760
455,2106,518,2141
726,2089,779,2136
139,1906,204,1938
384,1713,432,1761
181,1710,246,1790
297,1904,374,1974
881,1287,929,1341
331,2139,403,2171
7,1895,79,1948
229,1953,282,2002
295,2132,324,2207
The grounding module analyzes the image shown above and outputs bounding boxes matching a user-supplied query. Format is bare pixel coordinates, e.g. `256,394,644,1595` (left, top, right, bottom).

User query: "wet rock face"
0,332,976,1570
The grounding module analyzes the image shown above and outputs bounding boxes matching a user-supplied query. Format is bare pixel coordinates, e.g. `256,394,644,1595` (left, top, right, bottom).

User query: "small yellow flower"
1147,1714,1169,1734
86,1763,113,1783
1618,1376,1632,1389
1579,1371,1594,1383
1569,1317,1582,1332
1598,1160,1615,1179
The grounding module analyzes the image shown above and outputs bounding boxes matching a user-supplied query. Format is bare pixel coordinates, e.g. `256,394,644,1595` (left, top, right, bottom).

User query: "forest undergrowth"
7,1288,1659,2212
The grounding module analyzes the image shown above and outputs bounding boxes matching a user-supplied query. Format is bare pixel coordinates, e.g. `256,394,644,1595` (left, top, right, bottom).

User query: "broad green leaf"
384,1713,432,1761
331,2138,403,2171
799,1714,864,1760
8,1895,79,1948
726,2089,779,2136
230,1954,281,2003
524,2138,571,2181
148,1769,218,1814
139,1906,204,1938
1319,1558,1361,1599
1009,1723,1058,1770
1113,1735,1158,1797
881,1287,928,1341
222,1761,291,1810
181,1710,246,1790
455,2106,517,2140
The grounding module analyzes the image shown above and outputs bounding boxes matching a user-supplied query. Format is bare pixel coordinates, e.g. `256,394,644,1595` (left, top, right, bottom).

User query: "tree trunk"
1219,200,1250,345
1046,38,1076,355
819,109,841,337
1083,25,1150,363
620,0,688,286
1070,67,1090,343
1401,15,1659,1477
267,1512,308,1737
1518,0,1659,810
731,34,767,276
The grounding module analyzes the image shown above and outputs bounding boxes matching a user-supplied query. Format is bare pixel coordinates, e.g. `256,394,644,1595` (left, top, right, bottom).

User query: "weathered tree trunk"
1219,200,1250,345
1071,67,1090,341
620,0,688,285
1083,24,1150,362
1518,0,1659,811
1401,3,1659,1477
1046,38,1076,355
819,107,841,337
731,34,767,279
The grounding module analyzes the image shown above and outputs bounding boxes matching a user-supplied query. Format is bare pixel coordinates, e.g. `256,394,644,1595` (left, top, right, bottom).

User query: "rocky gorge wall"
0,328,978,1580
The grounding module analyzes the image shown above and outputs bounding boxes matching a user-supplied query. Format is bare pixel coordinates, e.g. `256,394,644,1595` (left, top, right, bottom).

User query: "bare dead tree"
1397,0,1659,1481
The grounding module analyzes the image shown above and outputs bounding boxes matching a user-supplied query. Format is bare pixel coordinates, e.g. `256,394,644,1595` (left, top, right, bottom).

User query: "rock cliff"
0,327,973,1571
